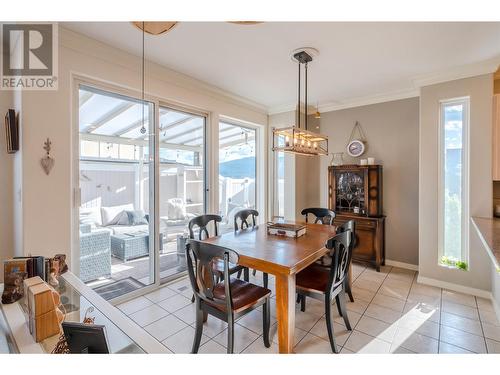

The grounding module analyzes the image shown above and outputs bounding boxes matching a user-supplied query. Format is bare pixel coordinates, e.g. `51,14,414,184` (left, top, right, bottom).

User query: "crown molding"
59,27,268,115
269,56,500,116
412,55,500,88
268,88,419,115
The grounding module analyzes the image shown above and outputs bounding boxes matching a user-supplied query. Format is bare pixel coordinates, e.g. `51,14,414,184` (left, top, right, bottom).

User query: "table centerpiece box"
267,222,306,238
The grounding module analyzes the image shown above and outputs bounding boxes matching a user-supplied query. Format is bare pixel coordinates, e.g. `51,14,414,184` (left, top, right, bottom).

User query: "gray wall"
318,97,420,265
0,90,14,282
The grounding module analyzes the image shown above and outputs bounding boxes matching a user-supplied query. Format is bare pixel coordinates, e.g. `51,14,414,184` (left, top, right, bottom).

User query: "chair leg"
325,295,338,353
344,278,354,302
263,272,269,289
191,303,204,353
227,316,235,354
236,269,242,279
338,290,352,330
191,294,195,303
335,295,342,317
300,294,306,312
262,299,271,348
252,269,257,276
243,268,250,282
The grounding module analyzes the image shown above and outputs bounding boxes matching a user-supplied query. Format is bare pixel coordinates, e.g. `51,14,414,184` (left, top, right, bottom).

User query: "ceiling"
64,22,500,113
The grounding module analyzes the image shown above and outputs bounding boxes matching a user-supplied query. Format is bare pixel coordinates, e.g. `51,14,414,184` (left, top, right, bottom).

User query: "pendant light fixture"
272,50,328,156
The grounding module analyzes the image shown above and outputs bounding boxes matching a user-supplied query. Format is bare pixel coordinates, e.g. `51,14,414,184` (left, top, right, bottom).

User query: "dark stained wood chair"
188,215,248,303
186,239,271,353
295,230,354,353
335,220,356,302
234,209,268,289
301,207,336,225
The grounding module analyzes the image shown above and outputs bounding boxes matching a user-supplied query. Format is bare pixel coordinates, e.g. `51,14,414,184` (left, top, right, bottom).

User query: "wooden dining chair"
301,207,336,225
233,209,268,289
335,220,356,302
186,239,271,353
295,230,354,353
188,215,248,304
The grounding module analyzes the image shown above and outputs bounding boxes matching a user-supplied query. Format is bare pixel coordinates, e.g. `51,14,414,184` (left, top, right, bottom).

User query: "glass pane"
442,102,465,266
277,151,284,218
158,107,206,280
219,122,256,233
79,85,155,298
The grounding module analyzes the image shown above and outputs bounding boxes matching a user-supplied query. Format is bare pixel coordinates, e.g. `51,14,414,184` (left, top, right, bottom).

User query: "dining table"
203,222,339,354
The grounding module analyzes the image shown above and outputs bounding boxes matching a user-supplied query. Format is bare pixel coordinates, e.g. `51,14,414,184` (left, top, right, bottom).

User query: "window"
439,98,469,270
218,121,257,231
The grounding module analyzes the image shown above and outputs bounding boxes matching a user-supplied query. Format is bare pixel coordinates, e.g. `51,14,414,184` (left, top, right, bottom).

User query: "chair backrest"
325,230,353,292
301,207,336,225
336,219,356,247
185,239,239,311
188,214,222,240
234,209,259,231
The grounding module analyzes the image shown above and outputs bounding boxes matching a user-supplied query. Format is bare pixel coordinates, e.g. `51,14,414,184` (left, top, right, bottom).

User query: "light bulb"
307,140,311,148
301,139,305,146
313,142,318,149
294,137,298,145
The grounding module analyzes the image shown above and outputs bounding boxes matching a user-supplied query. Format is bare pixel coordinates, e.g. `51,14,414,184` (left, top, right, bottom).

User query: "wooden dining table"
204,222,338,353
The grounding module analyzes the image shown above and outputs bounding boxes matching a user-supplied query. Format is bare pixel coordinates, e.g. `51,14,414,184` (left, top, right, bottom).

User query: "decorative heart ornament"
41,156,55,175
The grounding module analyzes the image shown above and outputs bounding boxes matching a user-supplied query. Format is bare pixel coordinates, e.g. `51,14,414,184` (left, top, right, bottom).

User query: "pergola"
79,86,255,156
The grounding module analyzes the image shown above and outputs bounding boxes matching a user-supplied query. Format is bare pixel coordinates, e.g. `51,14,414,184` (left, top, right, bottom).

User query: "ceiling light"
272,50,328,157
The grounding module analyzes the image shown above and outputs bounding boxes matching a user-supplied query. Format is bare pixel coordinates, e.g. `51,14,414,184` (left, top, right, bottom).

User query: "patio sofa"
79,224,111,283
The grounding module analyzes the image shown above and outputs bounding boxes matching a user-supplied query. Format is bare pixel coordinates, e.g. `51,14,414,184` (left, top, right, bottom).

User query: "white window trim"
437,97,470,269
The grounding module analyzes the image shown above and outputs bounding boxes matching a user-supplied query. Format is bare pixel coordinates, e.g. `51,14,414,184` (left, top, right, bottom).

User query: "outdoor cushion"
80,206,103,227
126,210,148,226
101,203,134,226
105,224,149,235
166,198,187,220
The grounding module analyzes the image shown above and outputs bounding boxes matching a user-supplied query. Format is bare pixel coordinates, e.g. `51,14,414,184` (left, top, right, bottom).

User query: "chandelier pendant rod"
297,61,301,130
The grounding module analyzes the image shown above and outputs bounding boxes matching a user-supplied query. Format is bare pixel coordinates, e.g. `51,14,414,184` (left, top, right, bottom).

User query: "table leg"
275,273,296,354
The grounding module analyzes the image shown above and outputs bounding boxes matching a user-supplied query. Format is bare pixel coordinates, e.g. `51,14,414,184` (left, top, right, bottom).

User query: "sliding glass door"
218,121,257,232
78,85,155,300
158,106,207,280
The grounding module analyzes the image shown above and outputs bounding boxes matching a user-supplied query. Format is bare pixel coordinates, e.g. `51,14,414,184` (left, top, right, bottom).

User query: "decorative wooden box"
27,282,60,342
267,223,306,238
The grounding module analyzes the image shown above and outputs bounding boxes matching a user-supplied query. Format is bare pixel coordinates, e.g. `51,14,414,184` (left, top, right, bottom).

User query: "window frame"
437,97,470,269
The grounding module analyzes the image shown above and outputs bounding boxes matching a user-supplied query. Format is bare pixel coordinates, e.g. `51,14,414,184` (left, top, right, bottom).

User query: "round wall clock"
347,139,365,157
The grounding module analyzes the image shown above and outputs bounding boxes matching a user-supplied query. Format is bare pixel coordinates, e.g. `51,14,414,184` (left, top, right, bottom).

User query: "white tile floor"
117,263,500,354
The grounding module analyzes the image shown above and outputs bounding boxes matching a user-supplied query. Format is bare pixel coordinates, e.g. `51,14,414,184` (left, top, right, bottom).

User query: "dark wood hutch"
328,164,385,271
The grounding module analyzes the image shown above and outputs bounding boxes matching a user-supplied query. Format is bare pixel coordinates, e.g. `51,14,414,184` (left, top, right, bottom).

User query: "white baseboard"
417,275,491,299
385,259,419,271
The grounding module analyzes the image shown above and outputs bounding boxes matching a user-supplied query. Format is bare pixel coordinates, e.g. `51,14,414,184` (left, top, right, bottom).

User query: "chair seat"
212,259,245,275
212,279,271,313
296,264,331,293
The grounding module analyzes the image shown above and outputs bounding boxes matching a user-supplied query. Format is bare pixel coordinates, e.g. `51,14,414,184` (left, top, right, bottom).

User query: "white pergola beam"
82,102,135,133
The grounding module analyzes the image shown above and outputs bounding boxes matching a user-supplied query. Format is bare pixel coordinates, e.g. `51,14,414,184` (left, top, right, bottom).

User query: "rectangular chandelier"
272,50,329,157
272,126,328,156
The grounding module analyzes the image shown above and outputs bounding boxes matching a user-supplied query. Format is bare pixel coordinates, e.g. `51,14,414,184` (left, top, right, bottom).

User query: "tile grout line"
344,265,394,352
475,295,489,353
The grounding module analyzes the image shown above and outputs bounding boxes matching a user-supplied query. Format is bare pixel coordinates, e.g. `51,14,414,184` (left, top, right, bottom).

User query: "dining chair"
186,239,271,353
188,215,248,304
335,220,356,302
233,209,268,289
301,207,336,225
295,230,354,353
